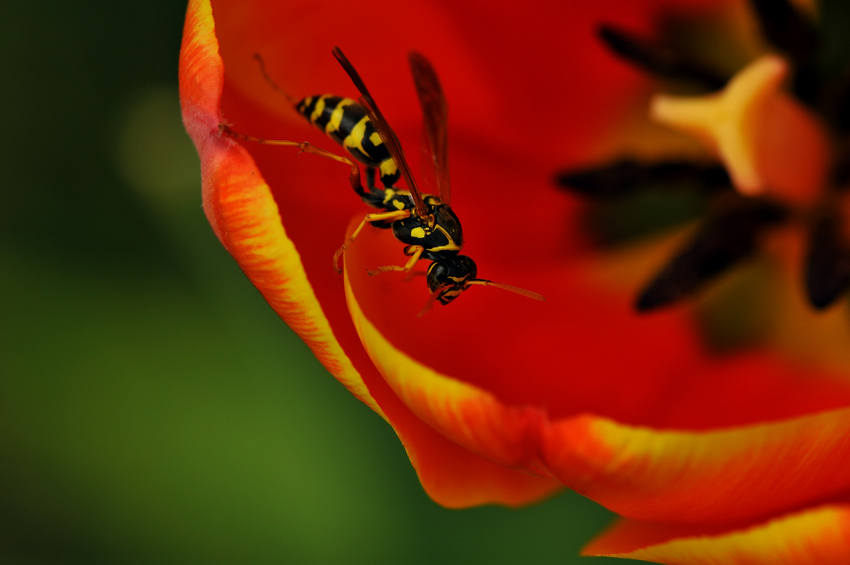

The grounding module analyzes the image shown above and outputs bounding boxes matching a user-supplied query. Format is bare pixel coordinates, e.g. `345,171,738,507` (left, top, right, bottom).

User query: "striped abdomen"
296,95,400,187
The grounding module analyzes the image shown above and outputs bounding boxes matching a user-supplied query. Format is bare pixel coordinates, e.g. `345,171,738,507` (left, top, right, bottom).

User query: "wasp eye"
426,263,446,291
426,256,478,303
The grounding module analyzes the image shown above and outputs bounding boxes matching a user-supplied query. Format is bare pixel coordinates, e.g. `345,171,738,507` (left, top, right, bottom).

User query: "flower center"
557,0,850,322
651,54,829,206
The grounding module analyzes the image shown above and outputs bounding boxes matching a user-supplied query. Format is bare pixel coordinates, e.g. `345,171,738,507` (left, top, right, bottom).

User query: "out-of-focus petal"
583,503,850,564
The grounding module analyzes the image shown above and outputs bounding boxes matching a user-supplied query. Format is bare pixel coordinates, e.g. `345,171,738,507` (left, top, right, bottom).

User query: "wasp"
221,47,544,313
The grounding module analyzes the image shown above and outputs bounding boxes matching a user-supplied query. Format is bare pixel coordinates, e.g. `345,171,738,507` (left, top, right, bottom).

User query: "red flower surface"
180,0,850,561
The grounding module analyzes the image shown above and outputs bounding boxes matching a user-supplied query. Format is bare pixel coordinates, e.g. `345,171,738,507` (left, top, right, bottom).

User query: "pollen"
650,55,829,206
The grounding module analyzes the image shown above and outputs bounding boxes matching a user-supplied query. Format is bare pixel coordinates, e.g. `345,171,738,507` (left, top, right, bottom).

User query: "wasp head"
426,255,477,304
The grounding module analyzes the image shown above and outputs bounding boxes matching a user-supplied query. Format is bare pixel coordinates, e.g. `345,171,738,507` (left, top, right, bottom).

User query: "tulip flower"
180,0,850,562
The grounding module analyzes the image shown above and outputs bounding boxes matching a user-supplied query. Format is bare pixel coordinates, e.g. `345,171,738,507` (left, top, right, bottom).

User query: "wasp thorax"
426,256,477,303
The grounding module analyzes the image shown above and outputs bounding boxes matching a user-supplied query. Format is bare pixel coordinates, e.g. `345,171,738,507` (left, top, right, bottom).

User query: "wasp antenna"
253,53,296,104
467,279,546,301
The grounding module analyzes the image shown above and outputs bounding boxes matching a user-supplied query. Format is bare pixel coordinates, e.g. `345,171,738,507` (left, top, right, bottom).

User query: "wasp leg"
367,245,425,277
365,167,377,191
218,124,368,198
333,210,412,274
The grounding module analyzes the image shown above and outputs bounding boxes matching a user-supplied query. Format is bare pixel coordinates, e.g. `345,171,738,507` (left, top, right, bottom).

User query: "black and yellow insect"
294,94,400,191
221,47,544,312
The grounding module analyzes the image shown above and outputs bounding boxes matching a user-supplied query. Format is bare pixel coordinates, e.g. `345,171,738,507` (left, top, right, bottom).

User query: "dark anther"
833,152,850,188
792,65,822,107
804,209,850,309
749,0,821,104
748,0,820,64
636,199,787,311
829,73,850,133
556,160,730,199
597,25,728,90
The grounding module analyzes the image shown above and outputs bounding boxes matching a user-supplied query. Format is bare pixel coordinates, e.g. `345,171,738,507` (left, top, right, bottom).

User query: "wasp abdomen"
296,94,400,187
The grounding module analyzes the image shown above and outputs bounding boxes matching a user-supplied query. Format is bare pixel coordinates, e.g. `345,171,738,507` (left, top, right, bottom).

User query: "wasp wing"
408,51,450,207
332,46,430,222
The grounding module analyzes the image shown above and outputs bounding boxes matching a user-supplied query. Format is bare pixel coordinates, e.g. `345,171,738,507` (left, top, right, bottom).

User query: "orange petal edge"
179,0,385,420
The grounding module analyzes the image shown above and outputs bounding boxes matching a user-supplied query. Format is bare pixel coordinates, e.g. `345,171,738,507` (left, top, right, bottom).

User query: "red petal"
347,273,850,519
184,0,850,518
181,0,561,507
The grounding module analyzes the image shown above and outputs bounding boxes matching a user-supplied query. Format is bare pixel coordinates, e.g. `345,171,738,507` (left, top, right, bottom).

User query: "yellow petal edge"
342,266,850,523
585,504,850,564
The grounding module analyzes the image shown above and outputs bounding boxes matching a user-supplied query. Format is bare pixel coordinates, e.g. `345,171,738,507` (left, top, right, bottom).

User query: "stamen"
597,25,727,90
749,0,821,104
650,54,829,206
830,76,850,133
748,0,819,65
564,7,839,315
805,208,850,309
636,199,786,311
556,160,730,199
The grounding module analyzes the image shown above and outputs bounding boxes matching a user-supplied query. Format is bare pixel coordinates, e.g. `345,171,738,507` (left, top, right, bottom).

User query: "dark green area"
0,2,637,563
694,257,781,352
815,0,850,75
584,186,708,247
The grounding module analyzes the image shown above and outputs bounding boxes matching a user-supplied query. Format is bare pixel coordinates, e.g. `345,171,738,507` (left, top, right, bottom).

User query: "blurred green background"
0,2,639,563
